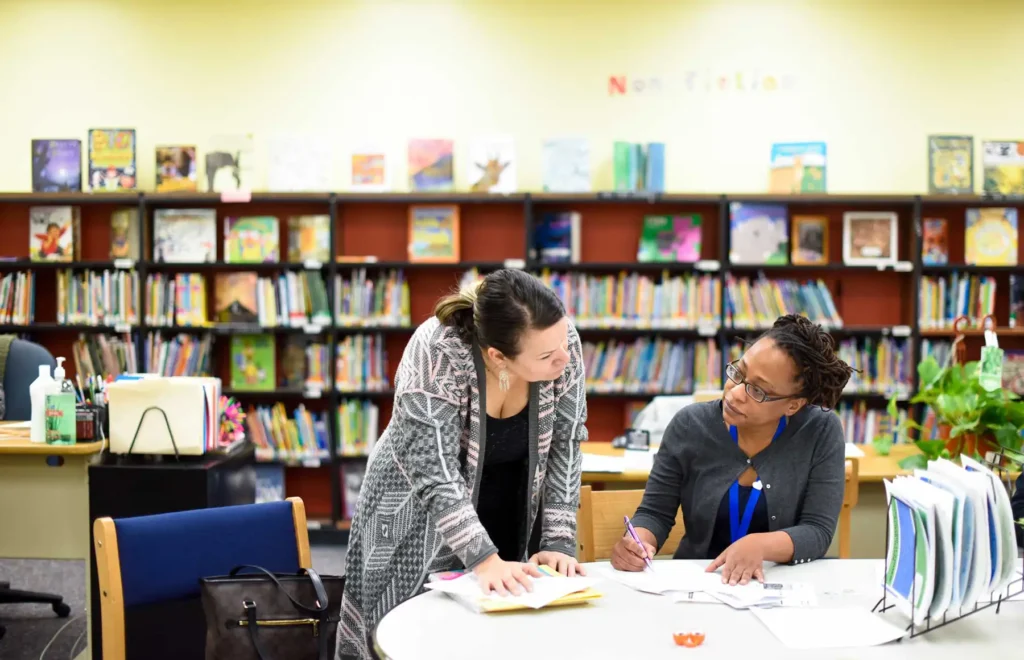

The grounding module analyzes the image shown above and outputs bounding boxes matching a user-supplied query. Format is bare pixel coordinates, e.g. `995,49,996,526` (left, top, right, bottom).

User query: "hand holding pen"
615,515,656,572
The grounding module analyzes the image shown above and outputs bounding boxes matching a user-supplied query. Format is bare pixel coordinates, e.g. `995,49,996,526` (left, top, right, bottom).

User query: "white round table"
374,559,1024,659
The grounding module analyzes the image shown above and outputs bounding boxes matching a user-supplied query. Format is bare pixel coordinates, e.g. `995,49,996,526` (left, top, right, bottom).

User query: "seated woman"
612,314,855,585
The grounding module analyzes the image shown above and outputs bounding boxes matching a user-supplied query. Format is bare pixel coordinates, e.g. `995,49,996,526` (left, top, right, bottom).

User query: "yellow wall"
2,0,1022,194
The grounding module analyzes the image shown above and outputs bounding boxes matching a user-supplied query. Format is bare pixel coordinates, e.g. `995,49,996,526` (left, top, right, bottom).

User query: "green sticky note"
979,345,1004,392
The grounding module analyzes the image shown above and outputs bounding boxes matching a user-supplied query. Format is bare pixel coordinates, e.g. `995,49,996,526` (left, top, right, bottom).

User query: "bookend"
872,450,1024,639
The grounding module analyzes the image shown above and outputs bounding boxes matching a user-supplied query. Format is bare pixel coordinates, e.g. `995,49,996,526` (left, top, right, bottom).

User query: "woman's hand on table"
529,551,587,577
705,535,765,585
610,527,657,572
473,554,542,596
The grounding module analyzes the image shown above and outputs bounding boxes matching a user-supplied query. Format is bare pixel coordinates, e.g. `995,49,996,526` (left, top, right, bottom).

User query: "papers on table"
600,562,816,608
424,570,601,613
883,455,1022,625
751,607,907,649
580,450,654,474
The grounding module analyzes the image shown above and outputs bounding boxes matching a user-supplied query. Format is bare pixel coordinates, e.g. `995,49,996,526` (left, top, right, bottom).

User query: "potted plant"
872,355,1024,470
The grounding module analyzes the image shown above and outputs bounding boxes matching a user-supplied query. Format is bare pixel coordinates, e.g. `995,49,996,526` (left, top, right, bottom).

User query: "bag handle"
243,600,332,660
229,565,330,616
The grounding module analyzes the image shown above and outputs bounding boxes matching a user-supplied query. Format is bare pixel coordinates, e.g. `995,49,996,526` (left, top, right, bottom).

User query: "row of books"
71,332,138,380
225,335,329,392
582,338,721,393
726,337,915,395
836,400,908,445
247,400,380,461
725,275,841,329
336,269,412,327
56,269,139,326
918,274,997,329
248,403,331,462
144,332,213,377
0,271,34,324
253,462,366,521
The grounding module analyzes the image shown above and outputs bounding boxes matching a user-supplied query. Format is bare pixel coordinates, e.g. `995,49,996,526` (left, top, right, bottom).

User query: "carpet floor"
0,545,346,660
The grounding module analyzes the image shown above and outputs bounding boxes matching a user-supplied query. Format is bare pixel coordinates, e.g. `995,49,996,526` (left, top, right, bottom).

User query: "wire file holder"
872,451,1024,639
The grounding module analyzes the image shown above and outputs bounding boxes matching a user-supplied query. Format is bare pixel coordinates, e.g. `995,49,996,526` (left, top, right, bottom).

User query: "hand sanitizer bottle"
30,364,53,443
44,357,76,445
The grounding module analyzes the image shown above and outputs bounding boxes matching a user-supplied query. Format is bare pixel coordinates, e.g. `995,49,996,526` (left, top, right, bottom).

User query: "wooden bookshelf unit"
0,190,1019,542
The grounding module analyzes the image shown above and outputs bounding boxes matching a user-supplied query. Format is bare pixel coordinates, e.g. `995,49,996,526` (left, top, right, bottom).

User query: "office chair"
93,497,313,660
0,336,66,641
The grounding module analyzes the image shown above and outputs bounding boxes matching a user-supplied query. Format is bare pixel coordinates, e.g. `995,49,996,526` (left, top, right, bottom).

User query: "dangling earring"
498,369,510,392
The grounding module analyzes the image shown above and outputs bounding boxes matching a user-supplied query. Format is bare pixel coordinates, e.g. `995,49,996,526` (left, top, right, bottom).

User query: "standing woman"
611,314,855,584
337,269,589,660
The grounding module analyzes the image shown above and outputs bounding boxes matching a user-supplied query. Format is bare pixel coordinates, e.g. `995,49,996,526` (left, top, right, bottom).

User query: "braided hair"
756,314,856,410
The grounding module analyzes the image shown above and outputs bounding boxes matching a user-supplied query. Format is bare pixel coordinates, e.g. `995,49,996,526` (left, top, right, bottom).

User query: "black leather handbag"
200,565,344,660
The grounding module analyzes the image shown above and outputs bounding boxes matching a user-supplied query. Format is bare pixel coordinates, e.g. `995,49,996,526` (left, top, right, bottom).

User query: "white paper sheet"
751,606,907,649
580,454,625,473
602,564,814,608
424,573,598,610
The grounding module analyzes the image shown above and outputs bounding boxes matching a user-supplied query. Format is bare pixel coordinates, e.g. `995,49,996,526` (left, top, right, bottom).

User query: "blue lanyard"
728,417,786,544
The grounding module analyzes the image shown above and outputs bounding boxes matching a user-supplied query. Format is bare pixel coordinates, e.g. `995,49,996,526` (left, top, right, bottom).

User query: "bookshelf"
1,190,1020,542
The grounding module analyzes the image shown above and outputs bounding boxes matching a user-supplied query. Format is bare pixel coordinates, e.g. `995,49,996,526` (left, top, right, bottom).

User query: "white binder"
107,376,221,455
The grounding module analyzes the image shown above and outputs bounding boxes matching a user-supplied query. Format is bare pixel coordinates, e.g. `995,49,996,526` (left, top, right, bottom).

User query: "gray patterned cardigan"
336,317,588,659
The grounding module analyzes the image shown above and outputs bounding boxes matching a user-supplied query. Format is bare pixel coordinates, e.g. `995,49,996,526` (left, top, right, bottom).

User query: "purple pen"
623,515,654,571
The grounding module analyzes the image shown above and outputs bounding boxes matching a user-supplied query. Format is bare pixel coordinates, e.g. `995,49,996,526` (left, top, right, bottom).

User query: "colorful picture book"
466,136,516,193
965,207,1018,266
87,128,136,191
110,209,140,260
351,146,389,191
287,215,330,263
230,334,275,391
637,215,701,263
921,218,949,265
729,202,788,265
534,211,581,264
155,146,198,192
791,215,828,265
842,211,898,266
928,135,973,195
31,139,82,193
224,216,280,263
215,272,260,324
29,206,80,262
982,141,1024,195
153,209,217,262
407,205,459,262
769,142,827,193
542,138,590,192
408,139,454,192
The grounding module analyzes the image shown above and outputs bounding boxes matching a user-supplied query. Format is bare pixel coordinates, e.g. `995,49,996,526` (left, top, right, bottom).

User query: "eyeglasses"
725,362,799,404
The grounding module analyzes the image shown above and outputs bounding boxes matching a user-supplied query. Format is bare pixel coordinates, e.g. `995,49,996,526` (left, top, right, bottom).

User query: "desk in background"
0,423,104,560
374,559,1024,659
580,442,924,559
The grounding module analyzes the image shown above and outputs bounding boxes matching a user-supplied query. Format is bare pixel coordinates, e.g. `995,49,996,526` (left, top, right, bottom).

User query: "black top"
476,406,530,561
706,484,770,559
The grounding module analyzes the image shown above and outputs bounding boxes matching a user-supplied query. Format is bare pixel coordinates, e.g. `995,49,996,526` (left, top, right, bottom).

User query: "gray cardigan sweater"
630,400,846,563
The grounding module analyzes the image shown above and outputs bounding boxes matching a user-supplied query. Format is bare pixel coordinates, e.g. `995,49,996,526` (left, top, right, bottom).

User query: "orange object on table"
673,631,706,647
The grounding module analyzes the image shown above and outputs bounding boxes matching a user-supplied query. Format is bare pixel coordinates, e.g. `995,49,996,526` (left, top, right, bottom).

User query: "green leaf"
914,439,947,460
899,454,930,470
886,395,899,419
917,357,942,387
949,419,980,438
872,435,892,456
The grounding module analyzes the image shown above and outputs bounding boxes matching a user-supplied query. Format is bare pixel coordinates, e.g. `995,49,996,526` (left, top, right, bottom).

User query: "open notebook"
425,564,603,613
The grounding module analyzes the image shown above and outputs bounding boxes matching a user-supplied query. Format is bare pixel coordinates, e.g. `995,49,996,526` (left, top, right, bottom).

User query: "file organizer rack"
872,452,1024,638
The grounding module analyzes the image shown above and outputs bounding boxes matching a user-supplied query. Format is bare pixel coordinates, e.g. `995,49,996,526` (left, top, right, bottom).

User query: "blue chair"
93,497,313,660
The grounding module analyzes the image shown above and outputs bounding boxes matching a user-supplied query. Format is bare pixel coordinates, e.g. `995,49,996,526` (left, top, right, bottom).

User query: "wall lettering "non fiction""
608,71,796,96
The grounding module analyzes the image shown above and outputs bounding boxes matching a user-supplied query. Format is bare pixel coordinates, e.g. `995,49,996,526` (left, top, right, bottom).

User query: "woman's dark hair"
757,314,856,410
434,269,565,359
